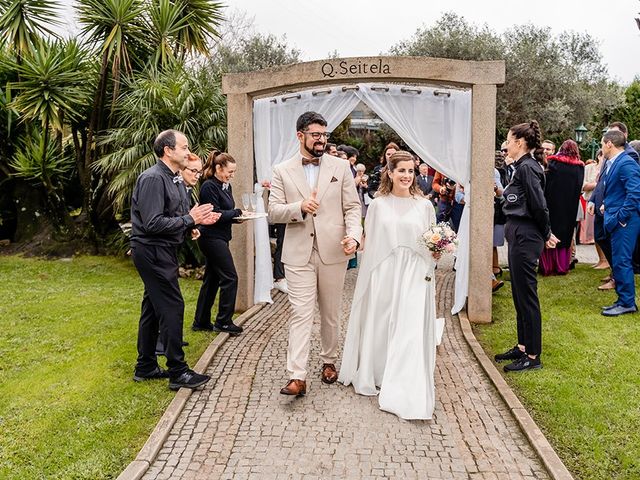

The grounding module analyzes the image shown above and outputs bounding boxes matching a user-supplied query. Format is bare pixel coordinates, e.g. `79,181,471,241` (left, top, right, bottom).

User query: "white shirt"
302,159,320,188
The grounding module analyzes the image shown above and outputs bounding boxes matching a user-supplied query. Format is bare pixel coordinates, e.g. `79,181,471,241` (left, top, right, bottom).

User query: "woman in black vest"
192,151,244,335
495,120,558,372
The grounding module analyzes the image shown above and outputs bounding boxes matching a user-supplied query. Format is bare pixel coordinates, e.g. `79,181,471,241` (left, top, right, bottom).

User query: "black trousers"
132,245,188,377
505,219,544,356
194,237,238,327
273,223,286,281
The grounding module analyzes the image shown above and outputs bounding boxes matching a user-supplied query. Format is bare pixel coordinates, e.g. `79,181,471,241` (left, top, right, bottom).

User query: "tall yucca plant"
174,0,224,59
0,0,60,62
6,38,92,133
10,128,72,195
146,0,190,68
145,0,225,67
5,38,93,223
75,0,147,176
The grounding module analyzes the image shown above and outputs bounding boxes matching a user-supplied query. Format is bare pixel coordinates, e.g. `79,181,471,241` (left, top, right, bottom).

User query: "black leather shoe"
494,345,526,362
213,322,243,336
133,366,170,382
192,323,215,331
504,355,542,372
168,370,211,391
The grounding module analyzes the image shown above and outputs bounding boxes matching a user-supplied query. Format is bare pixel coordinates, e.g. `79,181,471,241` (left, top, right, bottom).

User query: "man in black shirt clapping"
130,130,220,391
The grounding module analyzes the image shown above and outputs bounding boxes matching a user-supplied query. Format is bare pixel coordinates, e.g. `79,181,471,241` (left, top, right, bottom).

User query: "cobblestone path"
143,269,549,480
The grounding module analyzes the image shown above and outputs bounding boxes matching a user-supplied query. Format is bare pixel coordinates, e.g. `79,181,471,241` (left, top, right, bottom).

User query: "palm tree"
6,38,94,224
94,64,227,212
173,0,224,60
7,39,92,133
75,0,147,175
145,0,225,68
145,0,189,68
0,0,60,63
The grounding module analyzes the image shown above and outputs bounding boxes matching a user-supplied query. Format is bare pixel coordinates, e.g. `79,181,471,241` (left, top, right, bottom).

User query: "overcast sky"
58,0,640,84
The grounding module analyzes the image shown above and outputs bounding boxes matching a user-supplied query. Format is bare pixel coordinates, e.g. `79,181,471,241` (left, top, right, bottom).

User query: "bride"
339,150,439,420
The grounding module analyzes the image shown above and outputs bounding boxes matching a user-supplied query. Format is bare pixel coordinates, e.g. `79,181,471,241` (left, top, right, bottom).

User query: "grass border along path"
0,255,216,479
476,265,640,480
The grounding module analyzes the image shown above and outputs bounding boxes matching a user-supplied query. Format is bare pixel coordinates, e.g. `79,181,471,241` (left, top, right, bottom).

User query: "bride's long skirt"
339,247,437,420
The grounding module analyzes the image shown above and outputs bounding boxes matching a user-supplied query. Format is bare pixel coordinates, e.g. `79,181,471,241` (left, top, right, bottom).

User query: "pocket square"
330,176,338,183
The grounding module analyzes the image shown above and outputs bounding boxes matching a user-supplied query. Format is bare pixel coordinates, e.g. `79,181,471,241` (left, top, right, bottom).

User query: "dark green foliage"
390,12,623,145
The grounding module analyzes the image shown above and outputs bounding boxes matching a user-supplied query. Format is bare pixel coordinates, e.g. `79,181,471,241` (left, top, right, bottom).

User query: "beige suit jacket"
268,153,363,267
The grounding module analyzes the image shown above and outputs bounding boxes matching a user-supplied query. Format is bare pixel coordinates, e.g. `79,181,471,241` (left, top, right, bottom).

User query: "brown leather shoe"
598,279,615,290
280,379,306,396
321,363,338,384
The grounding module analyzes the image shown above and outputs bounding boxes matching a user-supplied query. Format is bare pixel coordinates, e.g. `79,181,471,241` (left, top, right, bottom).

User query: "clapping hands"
190,203,221,225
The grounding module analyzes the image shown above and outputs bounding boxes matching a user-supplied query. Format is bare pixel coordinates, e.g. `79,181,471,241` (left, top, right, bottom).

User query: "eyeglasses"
302,131,330,140
184,167,203,177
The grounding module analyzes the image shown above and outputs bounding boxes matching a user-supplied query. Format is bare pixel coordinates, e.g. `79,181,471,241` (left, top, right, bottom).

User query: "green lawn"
0,256,217,479
476,265,640,480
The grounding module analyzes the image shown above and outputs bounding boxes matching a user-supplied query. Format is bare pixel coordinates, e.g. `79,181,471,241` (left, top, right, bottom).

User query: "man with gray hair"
130,130,220,390
599,129,640,316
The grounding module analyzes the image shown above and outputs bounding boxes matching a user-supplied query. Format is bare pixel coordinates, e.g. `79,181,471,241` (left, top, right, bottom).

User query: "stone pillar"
226,93,254,312
467,84,497,324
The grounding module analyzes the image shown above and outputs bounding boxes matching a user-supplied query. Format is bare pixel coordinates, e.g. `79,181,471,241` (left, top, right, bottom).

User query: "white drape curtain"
251,83,472,313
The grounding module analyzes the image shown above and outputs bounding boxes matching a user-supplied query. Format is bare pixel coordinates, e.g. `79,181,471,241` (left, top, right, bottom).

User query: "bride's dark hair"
378,150,420,197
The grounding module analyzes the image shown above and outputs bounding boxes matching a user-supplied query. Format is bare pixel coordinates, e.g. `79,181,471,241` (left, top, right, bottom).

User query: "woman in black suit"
495,121,558,372
192,150,244,335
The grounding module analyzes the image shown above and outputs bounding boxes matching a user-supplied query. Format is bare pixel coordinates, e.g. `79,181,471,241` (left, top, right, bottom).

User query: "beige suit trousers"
284,249,348,380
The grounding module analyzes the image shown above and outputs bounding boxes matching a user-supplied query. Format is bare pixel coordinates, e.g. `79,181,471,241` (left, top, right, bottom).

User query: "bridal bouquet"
419,222,458,255
419,222,457,282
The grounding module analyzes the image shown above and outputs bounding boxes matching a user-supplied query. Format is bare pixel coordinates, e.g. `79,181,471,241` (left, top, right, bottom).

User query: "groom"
268,111,362,396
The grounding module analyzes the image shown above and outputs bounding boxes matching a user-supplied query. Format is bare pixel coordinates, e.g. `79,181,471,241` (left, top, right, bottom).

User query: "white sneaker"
273,279,288,294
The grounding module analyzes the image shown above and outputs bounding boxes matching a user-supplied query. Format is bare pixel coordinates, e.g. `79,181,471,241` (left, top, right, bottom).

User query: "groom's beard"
304,141,326,158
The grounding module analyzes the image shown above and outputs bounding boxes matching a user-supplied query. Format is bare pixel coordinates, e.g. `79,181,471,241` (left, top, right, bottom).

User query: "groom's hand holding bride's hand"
342,236,358,255
301,188,319,214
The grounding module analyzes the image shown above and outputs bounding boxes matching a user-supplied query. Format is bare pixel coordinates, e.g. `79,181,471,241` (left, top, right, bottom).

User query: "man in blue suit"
600,129,640,316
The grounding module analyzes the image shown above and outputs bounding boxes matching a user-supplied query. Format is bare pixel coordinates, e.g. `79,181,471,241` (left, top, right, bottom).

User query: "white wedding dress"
339,194,440,420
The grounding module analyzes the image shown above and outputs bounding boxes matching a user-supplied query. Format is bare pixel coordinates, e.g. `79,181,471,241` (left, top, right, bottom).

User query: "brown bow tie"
302,157,319,166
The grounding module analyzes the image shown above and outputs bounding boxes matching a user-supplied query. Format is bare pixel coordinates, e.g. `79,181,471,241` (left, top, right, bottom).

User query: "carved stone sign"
321,59,392,78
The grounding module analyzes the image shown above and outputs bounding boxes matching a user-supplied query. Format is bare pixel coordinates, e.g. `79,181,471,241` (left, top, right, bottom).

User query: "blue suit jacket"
603,152,640,233
592,144,640,215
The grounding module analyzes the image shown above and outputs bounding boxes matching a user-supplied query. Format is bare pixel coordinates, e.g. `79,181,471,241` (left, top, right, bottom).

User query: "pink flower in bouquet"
445,242,456,253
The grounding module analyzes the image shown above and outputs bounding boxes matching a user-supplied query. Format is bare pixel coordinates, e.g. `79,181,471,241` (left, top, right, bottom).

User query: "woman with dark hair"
367,142,398,198
494,121,558,372
192,150,245,335
340,151,441,419
539,139,585,275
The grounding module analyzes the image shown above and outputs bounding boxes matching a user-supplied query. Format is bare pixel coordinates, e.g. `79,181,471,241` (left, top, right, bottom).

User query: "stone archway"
222,56,505,323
